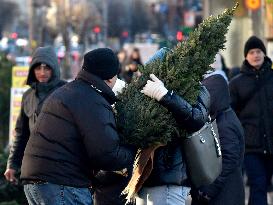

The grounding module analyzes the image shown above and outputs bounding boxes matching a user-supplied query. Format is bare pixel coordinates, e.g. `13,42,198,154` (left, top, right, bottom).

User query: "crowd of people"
3,35,273,205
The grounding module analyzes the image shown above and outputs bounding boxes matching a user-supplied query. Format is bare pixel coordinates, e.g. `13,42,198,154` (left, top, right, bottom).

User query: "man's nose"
40,67,47,74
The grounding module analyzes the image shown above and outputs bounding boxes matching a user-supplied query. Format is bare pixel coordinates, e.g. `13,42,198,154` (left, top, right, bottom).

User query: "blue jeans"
24,183,93,205
244,153,273,205
135,185,190,205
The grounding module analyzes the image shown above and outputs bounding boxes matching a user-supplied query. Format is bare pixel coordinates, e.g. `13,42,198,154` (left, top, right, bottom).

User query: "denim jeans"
135,185,190,205
24,183,93,205
244,153,273,205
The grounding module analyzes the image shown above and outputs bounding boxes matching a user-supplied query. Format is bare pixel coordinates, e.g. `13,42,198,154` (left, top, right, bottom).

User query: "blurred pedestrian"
20,48,136,205
121,47,142,83
4,46,65,184
229,36,273,205
191,74,245,205
205,53,229,82
117,48,128,79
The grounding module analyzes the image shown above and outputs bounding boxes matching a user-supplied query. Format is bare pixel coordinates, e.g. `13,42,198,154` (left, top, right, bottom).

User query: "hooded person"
229,35,273,205
19,48,136,205
4,46,66,185
191,74,245,205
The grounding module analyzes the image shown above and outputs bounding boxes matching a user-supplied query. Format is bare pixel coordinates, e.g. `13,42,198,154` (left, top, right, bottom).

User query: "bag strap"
209,119,222,157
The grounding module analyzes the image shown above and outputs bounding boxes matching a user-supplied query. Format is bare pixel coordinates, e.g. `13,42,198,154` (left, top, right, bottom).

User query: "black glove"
191,188,211,205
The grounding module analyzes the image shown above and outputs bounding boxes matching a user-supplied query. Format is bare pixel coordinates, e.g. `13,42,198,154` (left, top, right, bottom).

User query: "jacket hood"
26,46,60,86
241,56,272,75
202,74,230,117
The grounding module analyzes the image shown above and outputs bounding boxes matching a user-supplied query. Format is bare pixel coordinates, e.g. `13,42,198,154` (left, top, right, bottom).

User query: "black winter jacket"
7,46,65,170
229,57,273,154
192,74,245,205
20,70,136,187
144,86,210,187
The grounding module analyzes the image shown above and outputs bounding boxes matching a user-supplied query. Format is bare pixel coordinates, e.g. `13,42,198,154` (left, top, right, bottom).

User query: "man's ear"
104,78,112,84
104,78,113,88
104,75,117,88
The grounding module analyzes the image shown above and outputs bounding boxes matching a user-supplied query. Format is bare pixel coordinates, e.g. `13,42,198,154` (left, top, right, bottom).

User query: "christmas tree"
116,3,239,149
117,3,239,202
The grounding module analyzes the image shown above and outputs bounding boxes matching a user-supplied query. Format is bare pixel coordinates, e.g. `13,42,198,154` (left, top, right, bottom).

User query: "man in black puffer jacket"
4,46,66,184
229,36,273,205
136,48,210,205
20,48,136,205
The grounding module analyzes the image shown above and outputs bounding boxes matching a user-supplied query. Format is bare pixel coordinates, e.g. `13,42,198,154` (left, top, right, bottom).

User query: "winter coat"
191,74,245,205
229,57,273,154
143,86,210,187
7,46,65,170
20,70,136,188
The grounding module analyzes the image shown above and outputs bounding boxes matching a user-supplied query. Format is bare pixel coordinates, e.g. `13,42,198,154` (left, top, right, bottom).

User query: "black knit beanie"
244,36,266,57
82,48,119,80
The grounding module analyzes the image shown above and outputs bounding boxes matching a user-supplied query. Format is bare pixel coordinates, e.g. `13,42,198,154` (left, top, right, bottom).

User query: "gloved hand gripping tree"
115,3,239,202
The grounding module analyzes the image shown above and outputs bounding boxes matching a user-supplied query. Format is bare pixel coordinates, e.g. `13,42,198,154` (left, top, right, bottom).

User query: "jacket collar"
241,56,272,75
76,69,117,105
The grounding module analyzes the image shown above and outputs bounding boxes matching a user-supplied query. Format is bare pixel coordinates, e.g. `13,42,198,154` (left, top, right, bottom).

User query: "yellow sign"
12,66,29,88
245,0,261,10
9,66,29,143
9,88,28,143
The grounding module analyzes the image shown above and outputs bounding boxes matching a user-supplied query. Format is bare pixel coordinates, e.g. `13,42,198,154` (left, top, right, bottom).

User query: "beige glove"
141,74,168,101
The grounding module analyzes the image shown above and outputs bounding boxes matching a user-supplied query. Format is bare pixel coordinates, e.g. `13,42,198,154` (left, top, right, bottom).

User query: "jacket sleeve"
76,101,136,171
198,115,243,198
7,97,30,170
159,86,210,133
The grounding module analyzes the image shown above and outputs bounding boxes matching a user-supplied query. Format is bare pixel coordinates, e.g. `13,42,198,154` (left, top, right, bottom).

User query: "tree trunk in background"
57,0,72,79
28,0,34,52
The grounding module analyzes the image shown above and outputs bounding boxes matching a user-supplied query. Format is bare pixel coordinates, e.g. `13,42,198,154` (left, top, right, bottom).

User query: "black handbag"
182,119,222,188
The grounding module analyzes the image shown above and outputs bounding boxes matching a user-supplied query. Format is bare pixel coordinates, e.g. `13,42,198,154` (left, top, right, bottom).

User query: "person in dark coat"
20,48,136,205
121,47,142,83
4,46,65,184
135,48,210,205
191,74,245,205
229,36,273,205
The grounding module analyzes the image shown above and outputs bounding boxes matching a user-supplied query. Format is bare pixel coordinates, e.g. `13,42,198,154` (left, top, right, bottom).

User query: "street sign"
245,0,261,11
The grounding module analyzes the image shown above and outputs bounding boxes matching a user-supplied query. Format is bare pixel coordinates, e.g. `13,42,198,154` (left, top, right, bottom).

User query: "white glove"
141,74,168,101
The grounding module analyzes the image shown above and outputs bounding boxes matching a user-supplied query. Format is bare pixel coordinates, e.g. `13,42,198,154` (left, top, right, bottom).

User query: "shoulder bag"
182,118,222,188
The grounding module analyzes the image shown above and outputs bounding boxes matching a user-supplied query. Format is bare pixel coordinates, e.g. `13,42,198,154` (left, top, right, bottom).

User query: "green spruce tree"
116,3,239,149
